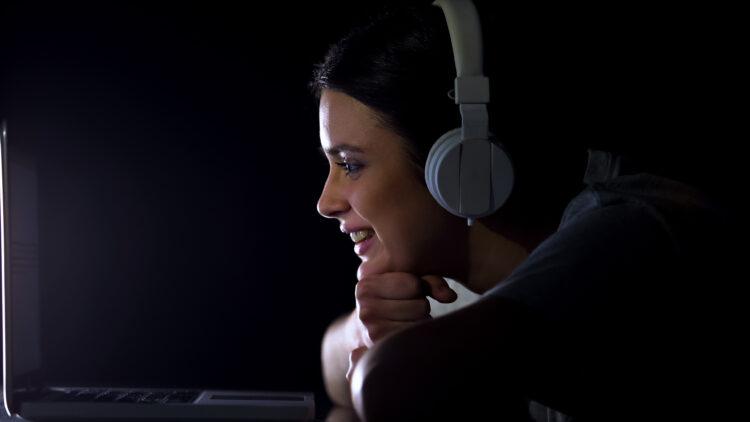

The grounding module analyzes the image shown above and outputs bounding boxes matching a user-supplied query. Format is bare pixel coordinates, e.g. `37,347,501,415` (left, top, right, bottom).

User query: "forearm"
321,310,359,407
350,296,537,421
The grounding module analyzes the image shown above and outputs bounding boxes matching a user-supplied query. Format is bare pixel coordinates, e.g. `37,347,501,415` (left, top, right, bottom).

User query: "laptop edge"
0,122,315,420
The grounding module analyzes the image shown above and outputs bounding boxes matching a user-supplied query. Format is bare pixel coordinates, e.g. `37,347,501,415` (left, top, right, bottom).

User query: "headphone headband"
432,0,489,105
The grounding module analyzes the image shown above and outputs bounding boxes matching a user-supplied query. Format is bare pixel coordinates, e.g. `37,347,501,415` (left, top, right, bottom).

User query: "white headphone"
427,0,514,226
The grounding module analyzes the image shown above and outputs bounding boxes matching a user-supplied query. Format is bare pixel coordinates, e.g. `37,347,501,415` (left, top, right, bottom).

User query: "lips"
341,225,376,256
354,234,375,256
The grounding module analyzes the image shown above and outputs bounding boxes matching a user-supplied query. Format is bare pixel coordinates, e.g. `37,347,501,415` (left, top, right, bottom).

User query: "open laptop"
0,120,315,420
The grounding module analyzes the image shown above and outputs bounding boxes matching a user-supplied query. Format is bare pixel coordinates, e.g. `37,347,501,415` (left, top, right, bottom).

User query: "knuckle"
357,303,375,322
367,325,385,342
354,282,370,299
404,275,422,296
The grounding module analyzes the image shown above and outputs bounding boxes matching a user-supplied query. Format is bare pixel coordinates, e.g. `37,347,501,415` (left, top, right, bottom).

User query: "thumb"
421,275,457,304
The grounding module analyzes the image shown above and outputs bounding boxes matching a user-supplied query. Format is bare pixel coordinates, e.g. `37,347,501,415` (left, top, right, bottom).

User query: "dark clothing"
486,150,740,420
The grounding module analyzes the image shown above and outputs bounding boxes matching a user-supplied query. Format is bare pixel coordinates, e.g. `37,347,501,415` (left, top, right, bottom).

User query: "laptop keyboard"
41,388,200,404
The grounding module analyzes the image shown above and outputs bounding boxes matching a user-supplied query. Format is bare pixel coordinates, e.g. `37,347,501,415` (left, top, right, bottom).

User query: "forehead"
318,90,388,155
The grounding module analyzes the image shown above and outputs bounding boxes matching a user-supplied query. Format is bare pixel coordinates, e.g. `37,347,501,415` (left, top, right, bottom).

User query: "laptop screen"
7,150,43,381
2,122,44,414
1,111,323,415
1,112,332,399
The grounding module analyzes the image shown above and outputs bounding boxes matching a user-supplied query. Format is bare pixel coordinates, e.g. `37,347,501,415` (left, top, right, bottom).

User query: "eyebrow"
318,144,365,157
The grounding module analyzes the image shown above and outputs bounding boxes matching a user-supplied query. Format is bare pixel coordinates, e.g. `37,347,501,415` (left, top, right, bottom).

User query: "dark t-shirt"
485,150,740,420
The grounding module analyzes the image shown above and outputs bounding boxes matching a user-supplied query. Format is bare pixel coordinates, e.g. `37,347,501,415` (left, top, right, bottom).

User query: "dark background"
0,0,395,415
0,0,743,417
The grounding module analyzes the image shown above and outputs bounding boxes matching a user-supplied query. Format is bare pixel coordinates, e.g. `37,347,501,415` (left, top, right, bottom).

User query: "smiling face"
317,89,467,281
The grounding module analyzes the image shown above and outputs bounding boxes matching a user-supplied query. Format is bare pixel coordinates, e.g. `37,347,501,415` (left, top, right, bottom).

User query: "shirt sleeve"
485,198,676,334
482,200,682,417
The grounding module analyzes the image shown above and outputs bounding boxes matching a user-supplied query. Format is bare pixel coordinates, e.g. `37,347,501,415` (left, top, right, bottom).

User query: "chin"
356,250,400,281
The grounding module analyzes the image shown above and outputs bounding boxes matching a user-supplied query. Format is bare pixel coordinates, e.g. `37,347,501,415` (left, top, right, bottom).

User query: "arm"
350,295,538,421
321,274,458,408
321,311,359,407
349,202,692,421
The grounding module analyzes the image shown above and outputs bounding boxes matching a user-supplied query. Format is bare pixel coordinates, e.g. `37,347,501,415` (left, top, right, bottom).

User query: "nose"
317,175,349,219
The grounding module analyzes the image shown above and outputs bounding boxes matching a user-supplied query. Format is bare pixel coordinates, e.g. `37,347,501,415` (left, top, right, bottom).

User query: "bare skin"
317,90,533,408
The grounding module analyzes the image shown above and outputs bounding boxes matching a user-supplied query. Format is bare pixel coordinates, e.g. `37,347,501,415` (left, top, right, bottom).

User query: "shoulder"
486,172,729,322
533,187,678,273
485,184,682,322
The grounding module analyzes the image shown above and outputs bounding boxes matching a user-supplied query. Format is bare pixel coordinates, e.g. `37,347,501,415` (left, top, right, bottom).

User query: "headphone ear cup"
425,130,515,219
426,128,463,216
486,134,514,212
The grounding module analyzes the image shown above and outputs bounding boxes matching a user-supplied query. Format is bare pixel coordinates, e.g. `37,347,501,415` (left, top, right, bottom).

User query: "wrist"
345,310,364,350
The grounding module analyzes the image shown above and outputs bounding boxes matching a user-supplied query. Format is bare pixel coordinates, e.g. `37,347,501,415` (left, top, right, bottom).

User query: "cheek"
353,166,459,268
376,189,453,267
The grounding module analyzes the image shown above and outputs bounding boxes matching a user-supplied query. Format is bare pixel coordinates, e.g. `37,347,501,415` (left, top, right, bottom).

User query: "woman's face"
317,90,466,281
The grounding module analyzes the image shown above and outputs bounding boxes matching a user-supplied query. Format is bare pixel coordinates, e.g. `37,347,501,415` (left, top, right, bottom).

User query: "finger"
422,275,458,304
358,320,413,347
357,297,431,322
356,273,423,300
346,346,368,383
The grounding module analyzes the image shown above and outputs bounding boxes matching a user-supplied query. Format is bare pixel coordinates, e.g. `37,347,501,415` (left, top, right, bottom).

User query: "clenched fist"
345,273,457,381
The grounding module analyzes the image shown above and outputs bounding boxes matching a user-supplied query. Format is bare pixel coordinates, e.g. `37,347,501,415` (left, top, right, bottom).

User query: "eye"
335,161,362,176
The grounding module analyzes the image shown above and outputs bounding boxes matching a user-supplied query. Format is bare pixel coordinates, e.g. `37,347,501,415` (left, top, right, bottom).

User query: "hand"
354,273,457,347
343,273,457,382
346,273,457,382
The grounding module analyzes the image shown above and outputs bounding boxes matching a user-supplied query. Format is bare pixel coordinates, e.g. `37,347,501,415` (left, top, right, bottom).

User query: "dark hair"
309,3,591,238
310,5,457,170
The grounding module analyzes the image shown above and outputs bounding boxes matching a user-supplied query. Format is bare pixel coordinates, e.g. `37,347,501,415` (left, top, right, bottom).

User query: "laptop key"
139,392,169,404
116,392,147,403
165,391,199,403
94,391,122,402
70,391,99,402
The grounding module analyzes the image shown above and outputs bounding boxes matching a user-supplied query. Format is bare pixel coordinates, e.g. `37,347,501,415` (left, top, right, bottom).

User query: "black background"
0,0,396,415
0,0,743,417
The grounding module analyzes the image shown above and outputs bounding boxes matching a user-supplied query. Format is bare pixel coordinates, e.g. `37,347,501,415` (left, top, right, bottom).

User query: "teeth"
350,230,373,244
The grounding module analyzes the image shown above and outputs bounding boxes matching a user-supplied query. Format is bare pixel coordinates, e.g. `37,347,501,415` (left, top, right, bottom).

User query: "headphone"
427,0,514,226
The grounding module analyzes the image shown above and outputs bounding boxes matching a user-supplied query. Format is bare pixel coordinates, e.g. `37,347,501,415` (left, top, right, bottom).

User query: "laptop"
0,120,315,420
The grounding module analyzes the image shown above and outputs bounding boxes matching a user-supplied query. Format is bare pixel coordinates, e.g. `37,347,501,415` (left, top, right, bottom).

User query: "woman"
311,2,735,421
